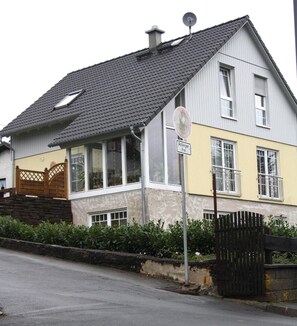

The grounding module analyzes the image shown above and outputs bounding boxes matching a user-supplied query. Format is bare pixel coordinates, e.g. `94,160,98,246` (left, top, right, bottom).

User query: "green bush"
0,216,35,241
266,217,297,264
2,214,295,263
0,216,215,259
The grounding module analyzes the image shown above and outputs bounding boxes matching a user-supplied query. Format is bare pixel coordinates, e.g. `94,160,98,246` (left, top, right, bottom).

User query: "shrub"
265,217,297,264
0,216,34,241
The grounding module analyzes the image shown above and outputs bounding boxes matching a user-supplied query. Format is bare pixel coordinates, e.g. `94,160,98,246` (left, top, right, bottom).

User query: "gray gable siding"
13,124,67,159
186,26,297,146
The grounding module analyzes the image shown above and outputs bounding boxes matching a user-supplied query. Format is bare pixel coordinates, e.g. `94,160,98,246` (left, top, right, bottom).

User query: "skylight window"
54,89,84,109
171,38,184,46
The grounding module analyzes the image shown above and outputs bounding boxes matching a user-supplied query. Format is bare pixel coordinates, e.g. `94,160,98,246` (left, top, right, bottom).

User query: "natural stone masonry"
265,264,297,302
0,195,72,225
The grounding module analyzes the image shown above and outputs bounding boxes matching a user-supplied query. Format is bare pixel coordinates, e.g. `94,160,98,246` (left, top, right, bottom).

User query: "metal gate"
215,211,265,297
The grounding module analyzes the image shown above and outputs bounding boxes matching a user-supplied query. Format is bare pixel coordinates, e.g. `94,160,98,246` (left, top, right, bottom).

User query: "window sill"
258,196,283,202
217,191,241,198
256,124,270,129
69,183,141,200
221,115,237,121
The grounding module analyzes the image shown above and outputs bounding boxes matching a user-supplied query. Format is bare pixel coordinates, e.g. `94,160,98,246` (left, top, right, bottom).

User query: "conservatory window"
70,146,85,192
126,135,141,184
88,143,103,190
107,138,122,186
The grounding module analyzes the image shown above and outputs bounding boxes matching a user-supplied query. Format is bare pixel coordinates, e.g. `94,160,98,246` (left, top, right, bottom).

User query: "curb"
265,304,297,317
228,299,297,318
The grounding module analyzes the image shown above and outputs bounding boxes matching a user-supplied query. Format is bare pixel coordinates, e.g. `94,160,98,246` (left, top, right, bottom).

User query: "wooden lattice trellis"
16,160,68,199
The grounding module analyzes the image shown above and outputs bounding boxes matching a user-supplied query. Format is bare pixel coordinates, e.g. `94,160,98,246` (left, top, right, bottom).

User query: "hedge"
0,216,215,259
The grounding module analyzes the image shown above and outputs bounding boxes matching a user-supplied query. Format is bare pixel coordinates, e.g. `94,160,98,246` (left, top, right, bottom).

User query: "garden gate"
215,211,265,297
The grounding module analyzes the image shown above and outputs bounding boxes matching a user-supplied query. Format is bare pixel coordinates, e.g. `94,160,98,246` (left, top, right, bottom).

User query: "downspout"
130,126,146,225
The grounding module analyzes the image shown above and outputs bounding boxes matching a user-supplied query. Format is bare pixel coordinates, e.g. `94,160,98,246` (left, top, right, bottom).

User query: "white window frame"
203,210,231,223
69,135,142,195
54,89,84,109
0,178,6,189
257,148,283,200
89,209,127,227
254,76,268,127
147,91,183,188
211,138,240,195
219,66,235,119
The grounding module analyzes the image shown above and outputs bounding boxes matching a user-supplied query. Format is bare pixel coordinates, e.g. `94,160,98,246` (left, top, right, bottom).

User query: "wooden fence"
215,210,297,298
264,233,297,263
215,211,265,298
15,160,68,199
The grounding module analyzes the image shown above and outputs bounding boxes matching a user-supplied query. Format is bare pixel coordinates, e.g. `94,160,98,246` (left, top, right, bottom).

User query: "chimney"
145,25,164,49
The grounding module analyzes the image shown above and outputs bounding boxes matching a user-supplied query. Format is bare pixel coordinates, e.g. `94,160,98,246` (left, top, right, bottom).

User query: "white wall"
0,149,12,188
13,123,67,159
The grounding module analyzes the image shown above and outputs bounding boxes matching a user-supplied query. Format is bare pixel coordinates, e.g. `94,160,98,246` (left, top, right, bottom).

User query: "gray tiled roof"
0,141,10,153
1,15,294,147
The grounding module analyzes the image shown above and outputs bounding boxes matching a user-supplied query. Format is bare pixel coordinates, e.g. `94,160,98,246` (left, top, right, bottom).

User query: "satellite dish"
173,106,192,139
183,12,197,35
183,12,197,27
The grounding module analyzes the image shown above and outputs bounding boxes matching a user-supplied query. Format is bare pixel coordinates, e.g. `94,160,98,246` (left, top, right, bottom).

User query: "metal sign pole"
173,106,192,286
180,152,189,285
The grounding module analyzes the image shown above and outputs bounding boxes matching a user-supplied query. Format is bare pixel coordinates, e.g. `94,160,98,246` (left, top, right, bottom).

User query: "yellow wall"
186,124,297,205
15,149,67,172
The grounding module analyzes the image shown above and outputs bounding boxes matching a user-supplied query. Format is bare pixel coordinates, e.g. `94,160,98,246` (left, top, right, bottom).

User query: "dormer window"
54,89,84,109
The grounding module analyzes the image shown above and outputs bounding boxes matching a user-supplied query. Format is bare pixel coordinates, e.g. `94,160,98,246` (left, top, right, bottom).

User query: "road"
0,248,296,326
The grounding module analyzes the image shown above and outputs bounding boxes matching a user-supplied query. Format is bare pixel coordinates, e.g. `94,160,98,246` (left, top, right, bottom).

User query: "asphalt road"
0,248,296,326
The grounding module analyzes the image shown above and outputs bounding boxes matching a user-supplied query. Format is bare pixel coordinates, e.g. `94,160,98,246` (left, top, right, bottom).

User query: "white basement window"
90,209,127,227
54,89,84,109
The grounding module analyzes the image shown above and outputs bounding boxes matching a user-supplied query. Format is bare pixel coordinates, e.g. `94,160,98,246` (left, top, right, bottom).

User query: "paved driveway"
0,248,296,326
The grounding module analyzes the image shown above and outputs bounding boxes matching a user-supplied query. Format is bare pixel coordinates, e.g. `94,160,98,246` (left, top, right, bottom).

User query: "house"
1,15,297,227
0,141,12,190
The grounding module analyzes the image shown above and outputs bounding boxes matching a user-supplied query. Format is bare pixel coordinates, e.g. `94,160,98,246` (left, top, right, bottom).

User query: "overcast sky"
0,0,296,131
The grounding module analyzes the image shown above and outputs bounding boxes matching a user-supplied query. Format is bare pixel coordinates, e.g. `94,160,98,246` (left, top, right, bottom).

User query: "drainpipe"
130,126,146,225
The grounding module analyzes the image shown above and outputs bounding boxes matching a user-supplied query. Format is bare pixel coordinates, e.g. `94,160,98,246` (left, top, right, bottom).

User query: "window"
148,113,165,183
175,89,185,108
273,215,287,228
211,138,240,194
203,211,230,223
70,146,85,192
257,148,282,199
54,90,84,109
0,178,6,189
148,91,183,185
70,135,142,193
107,138,122,186
126,135,141,183
219,67,234,118
91,210,127,227
88,143,103,190
255,76,268,126
166,128,180,184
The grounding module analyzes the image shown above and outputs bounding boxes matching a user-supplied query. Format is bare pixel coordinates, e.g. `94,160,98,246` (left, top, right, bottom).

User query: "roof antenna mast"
183,12,197,39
